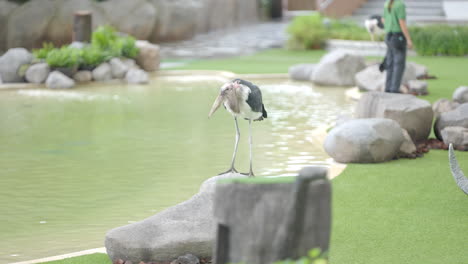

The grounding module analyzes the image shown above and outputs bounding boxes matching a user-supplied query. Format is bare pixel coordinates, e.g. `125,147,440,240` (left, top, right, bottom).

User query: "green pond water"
0,76,354,263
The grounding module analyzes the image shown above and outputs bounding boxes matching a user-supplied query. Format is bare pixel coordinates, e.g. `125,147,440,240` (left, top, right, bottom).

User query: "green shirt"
383,0,406,33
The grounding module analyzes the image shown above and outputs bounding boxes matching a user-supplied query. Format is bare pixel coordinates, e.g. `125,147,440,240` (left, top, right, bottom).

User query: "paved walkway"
159,21,289,60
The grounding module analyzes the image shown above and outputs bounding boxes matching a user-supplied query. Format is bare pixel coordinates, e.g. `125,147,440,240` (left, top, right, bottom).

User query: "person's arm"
398,19,413,49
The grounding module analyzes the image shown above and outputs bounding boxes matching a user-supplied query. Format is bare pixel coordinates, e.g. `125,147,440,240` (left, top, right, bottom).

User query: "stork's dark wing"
233,79,267,119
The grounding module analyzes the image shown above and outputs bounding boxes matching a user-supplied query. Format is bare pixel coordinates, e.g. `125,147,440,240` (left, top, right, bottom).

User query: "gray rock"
0,0,19,52
105,173,246,263
69,41,87,49
92,63,112,82
0,74,2,84
448,144,468,194
213,167,331,264
25,63,50,84
407,62,428,79
311,50,366,86
135,40,160,72
98,0,156,40
0,48,33,83
399,129,417,156
408,80,428,95
46,71,75,89
73,71,93,83
170,254,200,264
355,91,433,142
441,127,468,151
435,103,468,140
355,64,386,92
109,58,129,79
324,118,405,163
126,69,149,84
121,58,140,69
6,0,57,49
432,98,460,118
288,64,315,81
453,86,468,104
354,62,428,92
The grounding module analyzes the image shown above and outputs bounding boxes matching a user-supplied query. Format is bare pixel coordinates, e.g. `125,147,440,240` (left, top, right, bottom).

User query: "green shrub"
91,25,139,59
46,46,80,68
79,46,108,69
287,13,328,49
32,42,55,59
410,25,468,56
287,13,370,50
120,36,139,58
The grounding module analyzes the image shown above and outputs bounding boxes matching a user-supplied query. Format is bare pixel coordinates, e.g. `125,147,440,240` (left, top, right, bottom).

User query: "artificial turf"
41,49,468,263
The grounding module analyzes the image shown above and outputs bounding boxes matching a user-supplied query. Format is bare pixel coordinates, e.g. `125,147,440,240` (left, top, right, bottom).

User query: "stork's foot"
218,167,238,175
240,171,255,177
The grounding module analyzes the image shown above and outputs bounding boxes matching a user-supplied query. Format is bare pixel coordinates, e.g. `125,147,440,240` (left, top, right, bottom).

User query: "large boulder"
46,71,75,89
6,0,57,49
25,63,50,84
288,64,315,81
0,48,33,83
434,103,468,140
73,70,93,83
98,0,157,40
355,62,428,92
0,0,19,52
355,64,386,92
135,40,160,72
407,80,428,95
126,69,149,84
109,58,129,79
453,86,468,104
441,127,468,151
433,98,460,118
92,63,112,81
355,92,433,142
105,173,246,263
324,118,405,163
311,50,366,86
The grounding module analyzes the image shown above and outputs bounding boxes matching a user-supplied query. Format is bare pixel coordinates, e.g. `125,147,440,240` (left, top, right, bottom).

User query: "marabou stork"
208,79,267,177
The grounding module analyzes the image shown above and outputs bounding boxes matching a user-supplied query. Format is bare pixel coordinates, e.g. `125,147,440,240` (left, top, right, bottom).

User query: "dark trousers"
384,33,407,93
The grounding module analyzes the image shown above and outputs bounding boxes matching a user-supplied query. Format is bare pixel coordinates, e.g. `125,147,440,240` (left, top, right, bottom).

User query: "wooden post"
73,11,92,43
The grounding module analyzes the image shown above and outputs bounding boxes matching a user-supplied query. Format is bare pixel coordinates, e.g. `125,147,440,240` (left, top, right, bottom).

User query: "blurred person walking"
382,0,413,93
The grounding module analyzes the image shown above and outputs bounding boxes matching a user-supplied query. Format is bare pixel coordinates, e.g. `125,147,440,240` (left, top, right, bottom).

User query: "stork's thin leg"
248,119,255,177
219,117,240,175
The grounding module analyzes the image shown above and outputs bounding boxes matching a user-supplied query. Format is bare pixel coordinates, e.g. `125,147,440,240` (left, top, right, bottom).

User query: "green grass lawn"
41,49,468,264
41,254,110,264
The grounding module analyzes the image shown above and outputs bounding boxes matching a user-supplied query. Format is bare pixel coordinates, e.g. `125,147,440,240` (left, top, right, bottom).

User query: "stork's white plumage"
208,79,267,177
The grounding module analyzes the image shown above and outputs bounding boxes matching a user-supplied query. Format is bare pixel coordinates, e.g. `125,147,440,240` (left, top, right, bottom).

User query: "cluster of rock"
433,86,468,150
324,92,433,163
0,41,159,89
288,50,366,87
325,86,468,163
289,50,429,95
0,0,260,52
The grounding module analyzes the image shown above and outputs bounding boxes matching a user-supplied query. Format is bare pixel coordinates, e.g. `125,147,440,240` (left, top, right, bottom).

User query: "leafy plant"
287,13,328,50
287,13,370,50
120,36,139,58
46,46,80,68
32,42,55,60
91,25,139,59
410,25,468,56
79,46,108,69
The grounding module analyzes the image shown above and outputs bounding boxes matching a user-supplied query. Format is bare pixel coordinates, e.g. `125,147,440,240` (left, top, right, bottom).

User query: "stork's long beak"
208,94,224,118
